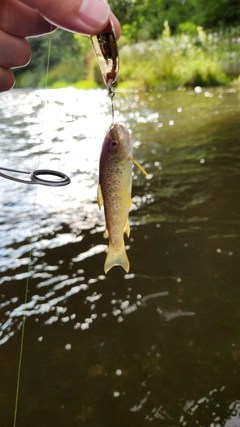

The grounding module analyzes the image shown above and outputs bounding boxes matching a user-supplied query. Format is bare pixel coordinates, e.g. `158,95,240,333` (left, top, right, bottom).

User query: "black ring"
31,169,71,187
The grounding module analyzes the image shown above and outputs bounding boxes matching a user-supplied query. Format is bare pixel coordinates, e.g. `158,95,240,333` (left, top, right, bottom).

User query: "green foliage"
14,29,93,88
73,80,98,89
86,57,105,86
15,70,42,88
193,0,240,27
119,24,230,89
14,1,239,90
50,81,70,88
50,80,98,89
177,22,198,36
107,0,136,25
108,0,240,41
38,61,85,87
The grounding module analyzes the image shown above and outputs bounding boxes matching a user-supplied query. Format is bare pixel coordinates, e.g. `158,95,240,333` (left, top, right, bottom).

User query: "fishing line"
13,29,53,427
108,80,115,126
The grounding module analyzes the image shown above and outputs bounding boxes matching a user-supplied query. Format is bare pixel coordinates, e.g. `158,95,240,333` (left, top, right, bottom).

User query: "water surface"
0,87,240,426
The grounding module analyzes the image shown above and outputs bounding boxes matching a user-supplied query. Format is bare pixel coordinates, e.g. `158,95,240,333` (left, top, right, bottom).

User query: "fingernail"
79,0,110,34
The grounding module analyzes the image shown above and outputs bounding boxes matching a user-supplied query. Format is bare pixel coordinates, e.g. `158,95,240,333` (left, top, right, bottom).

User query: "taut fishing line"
13,30,53,427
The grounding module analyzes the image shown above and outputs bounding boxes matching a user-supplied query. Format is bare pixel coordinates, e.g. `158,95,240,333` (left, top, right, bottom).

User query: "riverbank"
15,24,240,90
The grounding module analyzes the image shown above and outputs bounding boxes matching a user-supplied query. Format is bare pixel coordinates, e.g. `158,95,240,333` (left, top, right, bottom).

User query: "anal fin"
125,218,130,237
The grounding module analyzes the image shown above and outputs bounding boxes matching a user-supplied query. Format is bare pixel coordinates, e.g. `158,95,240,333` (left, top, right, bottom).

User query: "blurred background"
1,0,240,426
14,0,240,90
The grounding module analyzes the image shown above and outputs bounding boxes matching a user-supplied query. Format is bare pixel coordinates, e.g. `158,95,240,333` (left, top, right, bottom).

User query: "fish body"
98,124,133,273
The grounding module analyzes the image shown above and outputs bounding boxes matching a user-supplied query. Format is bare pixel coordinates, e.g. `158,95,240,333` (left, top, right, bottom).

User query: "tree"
193,0,240,27
108,0,240,42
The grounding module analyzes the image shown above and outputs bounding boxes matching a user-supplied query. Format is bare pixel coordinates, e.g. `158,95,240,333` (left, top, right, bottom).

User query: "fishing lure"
91,19,118,123
91,20,119,90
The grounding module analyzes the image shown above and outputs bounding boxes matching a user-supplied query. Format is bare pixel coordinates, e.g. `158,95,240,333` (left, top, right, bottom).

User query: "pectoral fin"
97,183,103,210
128,156,148,176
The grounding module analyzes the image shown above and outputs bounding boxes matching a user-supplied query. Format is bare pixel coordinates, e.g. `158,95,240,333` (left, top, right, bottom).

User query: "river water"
0,87,239,427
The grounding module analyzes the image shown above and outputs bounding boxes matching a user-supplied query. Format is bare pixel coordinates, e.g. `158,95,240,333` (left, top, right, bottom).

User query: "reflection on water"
0,87,240,426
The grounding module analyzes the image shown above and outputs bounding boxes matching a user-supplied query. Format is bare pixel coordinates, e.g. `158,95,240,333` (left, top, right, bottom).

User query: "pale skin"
0,0,121,92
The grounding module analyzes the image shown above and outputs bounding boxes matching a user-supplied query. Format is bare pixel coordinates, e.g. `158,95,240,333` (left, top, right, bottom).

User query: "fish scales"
102,154,131,243
98,124,132,273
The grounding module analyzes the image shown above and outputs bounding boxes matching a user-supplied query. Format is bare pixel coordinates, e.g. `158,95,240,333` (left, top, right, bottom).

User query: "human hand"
0,0,121,92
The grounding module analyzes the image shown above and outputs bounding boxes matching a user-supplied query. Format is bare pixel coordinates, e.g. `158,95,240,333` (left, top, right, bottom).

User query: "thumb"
21,0,119,36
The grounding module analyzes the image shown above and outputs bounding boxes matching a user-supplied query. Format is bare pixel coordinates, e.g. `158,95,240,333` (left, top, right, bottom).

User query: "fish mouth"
112,123,130,145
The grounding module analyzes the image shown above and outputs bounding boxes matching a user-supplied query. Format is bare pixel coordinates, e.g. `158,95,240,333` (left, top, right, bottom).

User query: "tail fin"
104,241,130,274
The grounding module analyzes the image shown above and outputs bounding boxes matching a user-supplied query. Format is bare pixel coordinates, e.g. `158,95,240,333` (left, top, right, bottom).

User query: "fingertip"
78,0,110,34
102,13,121,39
0,33,32,69
18,38,32,67
109,13,121,40
0,68,15,92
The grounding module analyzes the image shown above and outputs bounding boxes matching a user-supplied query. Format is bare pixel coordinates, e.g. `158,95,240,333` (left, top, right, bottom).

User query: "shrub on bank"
14,23,238,89
118,23,230,89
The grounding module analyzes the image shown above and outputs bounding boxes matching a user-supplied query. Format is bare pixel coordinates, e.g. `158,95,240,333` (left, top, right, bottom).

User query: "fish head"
103,124,132,161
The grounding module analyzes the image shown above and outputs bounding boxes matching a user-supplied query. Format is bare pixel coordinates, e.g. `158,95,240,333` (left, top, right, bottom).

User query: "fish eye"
111,140,118,147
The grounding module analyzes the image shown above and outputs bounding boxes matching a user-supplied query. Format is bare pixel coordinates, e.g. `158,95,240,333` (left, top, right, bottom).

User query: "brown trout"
97,123,147,273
